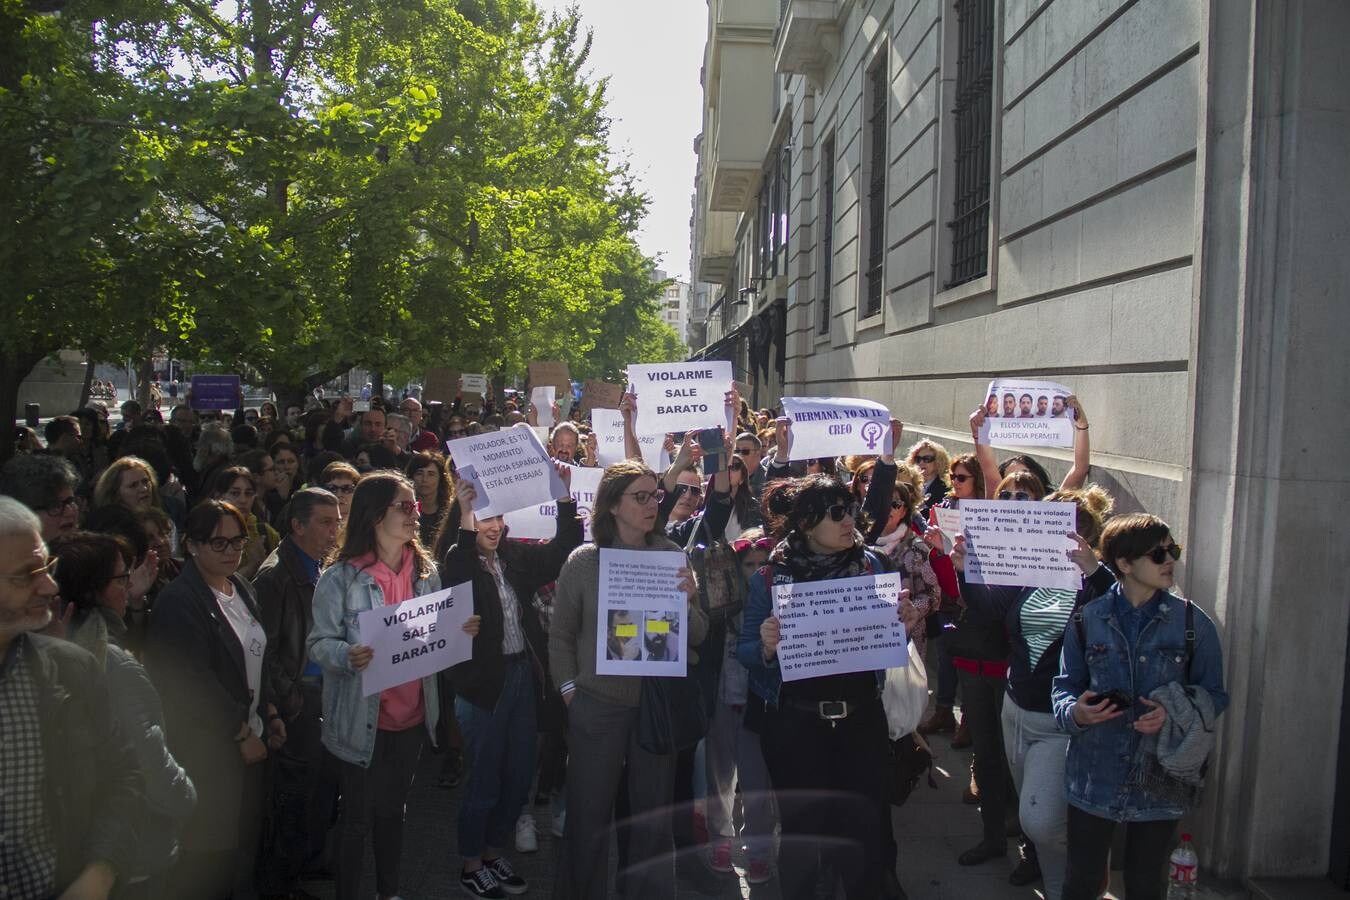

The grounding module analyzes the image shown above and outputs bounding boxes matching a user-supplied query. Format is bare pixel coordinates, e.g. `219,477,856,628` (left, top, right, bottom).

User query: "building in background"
688,0,1350,889
651,268,691,344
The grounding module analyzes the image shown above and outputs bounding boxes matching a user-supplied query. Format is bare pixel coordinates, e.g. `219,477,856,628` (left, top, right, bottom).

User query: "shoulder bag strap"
1184,598,1196,680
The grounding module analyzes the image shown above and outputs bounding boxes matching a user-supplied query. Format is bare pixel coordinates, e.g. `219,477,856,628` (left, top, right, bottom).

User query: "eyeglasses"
998,490,1032,501
732,537,775,553
950,472,972,484
324,483,356,495
0,557,58,585
388,500,422,517
734,448,757,456
625,488,665,506
1143,543,1183,564
105,572,132,586
913,454,937,464
825,502,859,523
44,496,79,517
205,535,248,553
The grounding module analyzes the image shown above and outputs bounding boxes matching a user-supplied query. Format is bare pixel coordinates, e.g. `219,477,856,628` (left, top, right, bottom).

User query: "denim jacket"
736,549,889,707
307,560,442,767
1052,584,1228,821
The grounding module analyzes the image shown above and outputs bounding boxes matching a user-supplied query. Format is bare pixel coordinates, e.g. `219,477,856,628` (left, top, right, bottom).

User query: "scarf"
770,529,870,582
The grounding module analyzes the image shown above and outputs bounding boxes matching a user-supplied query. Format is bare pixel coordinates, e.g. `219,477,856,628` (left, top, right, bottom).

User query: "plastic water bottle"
1167,833,1199,898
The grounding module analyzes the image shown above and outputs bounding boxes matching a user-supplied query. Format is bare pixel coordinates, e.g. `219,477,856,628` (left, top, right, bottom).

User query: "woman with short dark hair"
209,466,279,579
406,451,452,549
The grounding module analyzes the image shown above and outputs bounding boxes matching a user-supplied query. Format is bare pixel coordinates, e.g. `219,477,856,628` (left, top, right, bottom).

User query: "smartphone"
1099,689,1134,712
697,428,722,476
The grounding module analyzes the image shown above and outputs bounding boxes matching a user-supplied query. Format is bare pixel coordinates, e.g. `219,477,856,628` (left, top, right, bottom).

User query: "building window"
863,57,887,318
947,0,994,288
819,133,835,335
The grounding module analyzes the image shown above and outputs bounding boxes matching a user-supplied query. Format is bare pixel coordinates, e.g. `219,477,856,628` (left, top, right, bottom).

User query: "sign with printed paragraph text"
422,368,460,404
773,572,909,681
977,378,1076,448
595,549,688,677
189,375,240,411
959,500,1081,589
460,373,488,397
581,380,625,414
627,360,733,435
591,408,668,471
357,582,473,696
781,397,892,460
446,424,566,518
503,464,604,541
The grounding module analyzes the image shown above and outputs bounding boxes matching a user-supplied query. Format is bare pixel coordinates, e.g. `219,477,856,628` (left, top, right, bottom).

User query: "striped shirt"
482,554,526,655
1020,588,1079,669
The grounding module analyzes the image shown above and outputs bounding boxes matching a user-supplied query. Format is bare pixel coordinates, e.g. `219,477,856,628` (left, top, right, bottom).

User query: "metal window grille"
865,60,887,318
947,0,994,288
820,134,835,334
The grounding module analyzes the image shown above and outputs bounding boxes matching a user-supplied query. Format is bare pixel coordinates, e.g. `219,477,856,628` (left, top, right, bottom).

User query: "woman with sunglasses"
443,463,581,898
906,439,951,517
1053,515,1227,899
549,460,704,900
147,500,285,898
308,472,477,900
738,475,913,900
320,459,361,520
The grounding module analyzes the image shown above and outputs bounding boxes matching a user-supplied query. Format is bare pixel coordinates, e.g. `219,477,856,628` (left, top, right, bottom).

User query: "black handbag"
636,675,709,755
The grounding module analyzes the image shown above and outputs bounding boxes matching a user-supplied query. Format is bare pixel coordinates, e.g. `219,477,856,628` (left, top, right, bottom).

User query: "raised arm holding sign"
626,360,733,436
781,397,892,461
446,424,566,517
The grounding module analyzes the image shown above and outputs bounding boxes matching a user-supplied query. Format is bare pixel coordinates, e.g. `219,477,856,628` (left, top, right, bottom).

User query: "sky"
534,0,707,282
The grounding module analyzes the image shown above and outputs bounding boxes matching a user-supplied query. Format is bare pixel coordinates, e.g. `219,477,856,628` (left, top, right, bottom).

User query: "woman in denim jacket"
308,472,480,900
1052,514,1228,900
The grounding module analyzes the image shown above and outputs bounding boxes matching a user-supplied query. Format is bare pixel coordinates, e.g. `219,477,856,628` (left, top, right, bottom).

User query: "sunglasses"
913,454,937,464
625,488,665,506
825,502,859,522
205,535,247,553
389,500,422,517
732,537,775,553
323,483,356,495
674,484,704,499
950,472,972,484
998,490,1032,501
1143,543,1183,564
890,500,907,510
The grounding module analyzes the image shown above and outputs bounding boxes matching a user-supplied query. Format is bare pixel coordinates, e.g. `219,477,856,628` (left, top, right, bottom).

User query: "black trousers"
957,668,1013,846
266,684,335,889
1062,806,1176,900
761,699,890,900
334,726,425,900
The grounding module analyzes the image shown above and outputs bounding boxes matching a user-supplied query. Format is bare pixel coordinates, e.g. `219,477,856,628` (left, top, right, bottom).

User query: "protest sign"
189,375,240,411
977,378,1076,448
581,380,625,414
931,505,962,555
531,386,556,428
528,360,572,397
357,582,473,696
423,367,460,404
960,500,1080,589
595,548,688,676
592,408,667,471
503,464,604,541
446,424,566,517
461,373,488,397
773,572,908,682
627,361,733,435
781,397,892,461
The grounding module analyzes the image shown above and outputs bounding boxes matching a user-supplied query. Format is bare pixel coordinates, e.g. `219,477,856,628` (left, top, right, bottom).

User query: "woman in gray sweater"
549,459,707,900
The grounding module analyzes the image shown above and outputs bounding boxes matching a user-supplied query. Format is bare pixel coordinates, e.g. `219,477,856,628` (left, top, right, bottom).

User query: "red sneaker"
708,839,733,873
746,859,772,884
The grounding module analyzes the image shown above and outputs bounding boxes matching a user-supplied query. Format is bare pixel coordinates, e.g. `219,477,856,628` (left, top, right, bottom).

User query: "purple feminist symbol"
860,420,884,450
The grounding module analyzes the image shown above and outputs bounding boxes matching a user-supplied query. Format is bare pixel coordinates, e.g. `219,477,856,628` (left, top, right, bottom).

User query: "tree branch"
178,0,236,43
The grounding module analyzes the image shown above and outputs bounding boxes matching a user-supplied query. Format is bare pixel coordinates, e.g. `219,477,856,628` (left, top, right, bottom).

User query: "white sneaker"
550,809,565,839
514,813,538,853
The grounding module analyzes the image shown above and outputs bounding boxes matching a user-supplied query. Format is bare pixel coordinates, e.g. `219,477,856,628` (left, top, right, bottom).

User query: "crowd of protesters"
0,378,1226,900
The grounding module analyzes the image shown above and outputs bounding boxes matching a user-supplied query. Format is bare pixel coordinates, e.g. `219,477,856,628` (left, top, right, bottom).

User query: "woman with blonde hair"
94,455,163,513
906,439,951,516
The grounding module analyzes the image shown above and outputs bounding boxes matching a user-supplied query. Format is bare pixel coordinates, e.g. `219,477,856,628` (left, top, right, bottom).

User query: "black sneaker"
460,866,505,899
485,857,528,896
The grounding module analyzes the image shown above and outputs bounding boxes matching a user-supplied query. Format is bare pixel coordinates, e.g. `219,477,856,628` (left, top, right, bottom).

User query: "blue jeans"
455,657,538,859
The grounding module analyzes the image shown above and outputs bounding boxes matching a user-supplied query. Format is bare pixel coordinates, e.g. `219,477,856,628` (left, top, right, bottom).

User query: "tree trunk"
0,347,48,466
267,361,354,412
372,371,385,403
79,354,95,409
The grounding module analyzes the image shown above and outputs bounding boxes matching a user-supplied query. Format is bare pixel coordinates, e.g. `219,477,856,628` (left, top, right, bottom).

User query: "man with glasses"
399,398,440,452
0,497,147,900
732,432,766,499
0,454,82,540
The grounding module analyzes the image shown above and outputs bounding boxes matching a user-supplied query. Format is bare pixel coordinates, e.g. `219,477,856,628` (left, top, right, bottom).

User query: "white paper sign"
531,386,556,429
627,361,733,436
503,464,604,541
959,500,1080,589
931,505,962,555
781,397,892,461
978,379,1076,448
461,373,488,396
446,424,567,518
357,583,473,697
592,408,668,472
595,548,687,677
773,572,908,682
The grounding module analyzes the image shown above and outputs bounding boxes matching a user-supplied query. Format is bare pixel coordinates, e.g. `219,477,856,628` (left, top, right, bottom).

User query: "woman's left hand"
923,526,946,553
1066,532,1098,575
896,589,920,632
462,614,482,637
677,566,697,603
127,549,159,604
1133,697,1167,734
